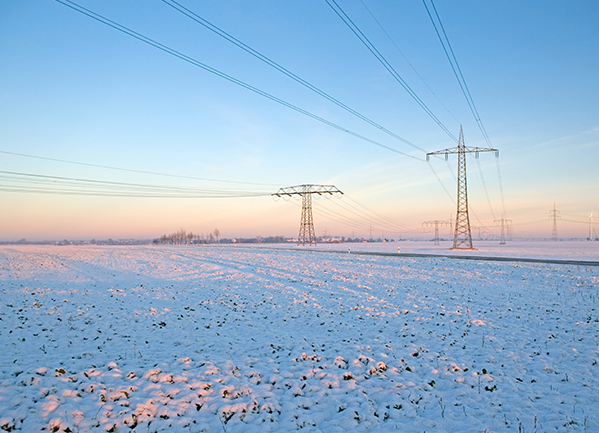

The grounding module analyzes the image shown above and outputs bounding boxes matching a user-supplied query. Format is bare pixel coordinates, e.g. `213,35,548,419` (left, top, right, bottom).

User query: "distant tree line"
154,228,220,245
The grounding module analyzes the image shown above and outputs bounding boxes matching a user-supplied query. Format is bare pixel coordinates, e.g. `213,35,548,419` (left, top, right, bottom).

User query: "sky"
0,0,598,241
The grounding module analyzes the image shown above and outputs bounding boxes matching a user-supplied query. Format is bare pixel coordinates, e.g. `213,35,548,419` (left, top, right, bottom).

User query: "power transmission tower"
493,215,512,245
470,225,482,240
549,203,560,241
427,126,498,250
273,184,343,246
422,220,451,245
589,211,595,241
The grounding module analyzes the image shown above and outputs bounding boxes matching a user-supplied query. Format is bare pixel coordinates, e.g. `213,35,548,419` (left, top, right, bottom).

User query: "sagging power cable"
324,0,457,143
55,0,422,161
161,0,427,155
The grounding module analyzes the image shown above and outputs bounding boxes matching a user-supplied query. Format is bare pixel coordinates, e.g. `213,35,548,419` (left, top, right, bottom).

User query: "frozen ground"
254,240,599,262
0,244,598,432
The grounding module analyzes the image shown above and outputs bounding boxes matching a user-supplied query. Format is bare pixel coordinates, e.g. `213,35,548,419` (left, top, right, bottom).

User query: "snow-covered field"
272,240,599,262
1,244,598,432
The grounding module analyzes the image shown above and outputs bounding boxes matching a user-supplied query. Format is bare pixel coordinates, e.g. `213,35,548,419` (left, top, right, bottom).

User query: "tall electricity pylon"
427,126,498,250
507,221,513,241
493,215,512,245
422,220,451,245
588,211,595,241
273,184,343,246
549,203,560,241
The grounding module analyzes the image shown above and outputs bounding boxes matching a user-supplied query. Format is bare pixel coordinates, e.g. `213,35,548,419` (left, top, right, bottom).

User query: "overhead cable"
325,198,404,232
473,155,496,220
423,0,507,218
331,194,415,231
55,0,422,161
422,0,489,145
161,0,426,154
0,170,271,198
0,150,279,187
287,199,377,232
358,0,460,124
324,0,457,143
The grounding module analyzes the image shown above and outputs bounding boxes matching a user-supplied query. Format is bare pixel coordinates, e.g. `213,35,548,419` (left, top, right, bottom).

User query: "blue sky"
1,0,597,240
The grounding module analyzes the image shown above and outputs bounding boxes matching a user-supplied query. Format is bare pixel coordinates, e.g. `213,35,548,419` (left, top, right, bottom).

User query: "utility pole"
427,126,498,250
273,184,343,246
549,203,560,241
422,220,451,246
589,211,594,241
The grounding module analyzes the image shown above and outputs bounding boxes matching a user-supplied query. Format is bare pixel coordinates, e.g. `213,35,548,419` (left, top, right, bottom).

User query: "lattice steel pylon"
494,215,512,245
427,126,498,250
422,220,451,245
549,203,560,241
273,184,343,246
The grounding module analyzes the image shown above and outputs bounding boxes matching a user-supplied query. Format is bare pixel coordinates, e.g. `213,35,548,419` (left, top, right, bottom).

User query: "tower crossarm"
426,146,498,161
273,184,343,247
272,184,343,197
422,220,451,227
422,220,451,246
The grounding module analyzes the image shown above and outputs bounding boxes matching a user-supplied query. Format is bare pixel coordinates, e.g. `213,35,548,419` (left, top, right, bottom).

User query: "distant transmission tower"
427,126,498,250
422,220,451,245
273,184,343,246
493,215,512,245
549,203,560,241
588,211,595,241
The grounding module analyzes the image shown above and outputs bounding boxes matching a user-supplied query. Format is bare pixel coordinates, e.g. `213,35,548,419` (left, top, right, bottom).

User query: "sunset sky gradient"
1,0,597,240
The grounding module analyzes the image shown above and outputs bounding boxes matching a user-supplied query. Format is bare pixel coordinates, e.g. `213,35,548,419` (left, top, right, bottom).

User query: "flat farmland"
0,245,597,432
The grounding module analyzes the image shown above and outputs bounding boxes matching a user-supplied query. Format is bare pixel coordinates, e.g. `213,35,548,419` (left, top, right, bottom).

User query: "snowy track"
1,245,598,432
261,246,599,268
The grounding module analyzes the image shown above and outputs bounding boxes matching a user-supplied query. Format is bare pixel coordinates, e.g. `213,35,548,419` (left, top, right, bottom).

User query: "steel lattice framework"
273,185,343,246
494,216,512,245
422,219,451,246
427,126,498,250
549,203,560,241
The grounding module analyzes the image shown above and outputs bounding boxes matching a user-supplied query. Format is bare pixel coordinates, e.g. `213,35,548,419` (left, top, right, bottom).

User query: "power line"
324,0,457,142
0,149,279,187
423,0,507,219
161,0,427,155
288,199,375,233
494,155,507,218
286,193,419,235
427,161,455,205
473,154,496,220
0,187,268,199
55,0,422,161
358,0,460,124
422,0,488,145
325,197,405,232
0,170,271,198
328,194,415,231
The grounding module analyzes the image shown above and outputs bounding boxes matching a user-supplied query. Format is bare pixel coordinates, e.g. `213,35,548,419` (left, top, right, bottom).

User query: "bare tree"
156,228,224,246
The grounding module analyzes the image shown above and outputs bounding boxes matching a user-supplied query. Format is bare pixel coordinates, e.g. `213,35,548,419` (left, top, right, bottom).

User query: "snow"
267,240,599,262
1,244,598,432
